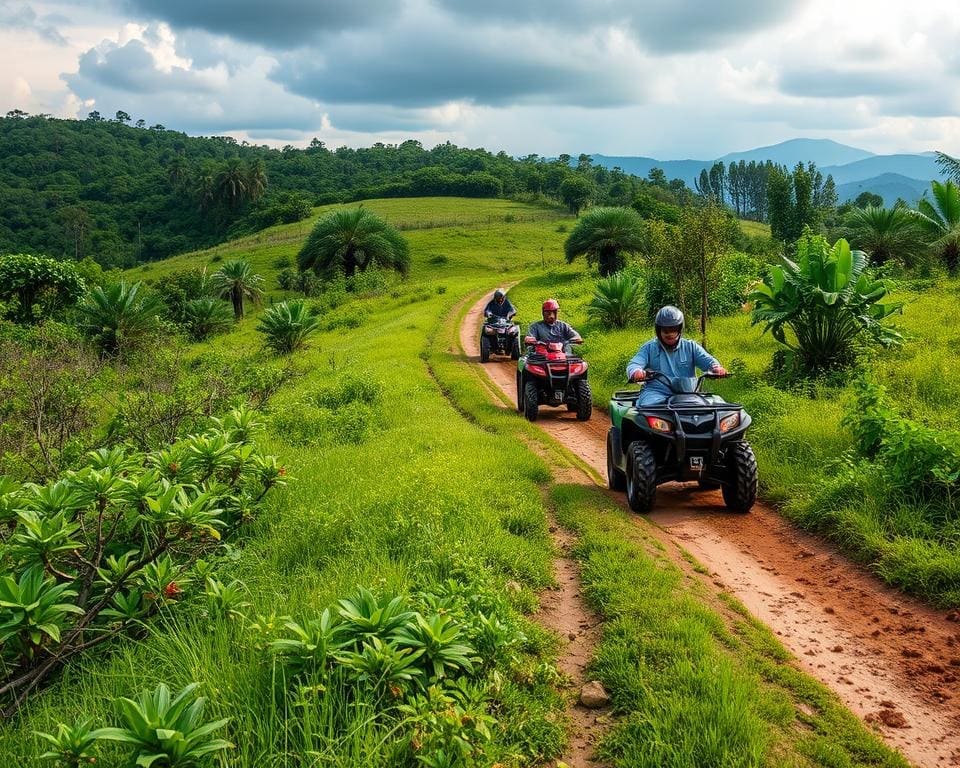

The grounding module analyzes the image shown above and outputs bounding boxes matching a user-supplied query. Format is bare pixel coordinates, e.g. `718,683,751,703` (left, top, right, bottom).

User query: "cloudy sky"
2,0,959,158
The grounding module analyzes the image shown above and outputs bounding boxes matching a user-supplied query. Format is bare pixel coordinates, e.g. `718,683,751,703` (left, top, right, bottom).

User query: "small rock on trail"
579,681,611,708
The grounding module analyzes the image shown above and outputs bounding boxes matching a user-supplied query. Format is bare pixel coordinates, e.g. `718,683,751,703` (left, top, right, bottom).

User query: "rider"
626,305,728,406
483,288,517,320
526,299,582,354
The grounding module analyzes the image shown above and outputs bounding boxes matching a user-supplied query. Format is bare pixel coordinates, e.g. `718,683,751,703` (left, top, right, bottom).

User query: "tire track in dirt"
460,294,960,768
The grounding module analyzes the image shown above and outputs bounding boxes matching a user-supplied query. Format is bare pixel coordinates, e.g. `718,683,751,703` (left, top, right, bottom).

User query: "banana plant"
93,682,232,767
748,231,903,375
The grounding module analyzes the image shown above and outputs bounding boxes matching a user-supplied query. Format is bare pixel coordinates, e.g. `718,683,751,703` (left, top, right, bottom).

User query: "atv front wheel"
607,430,626,491
480,336,491,363
626,440,657,512
516,373,523,413
523,381,540,422
574,379,592,421
510,338,520,360
721,441,757,513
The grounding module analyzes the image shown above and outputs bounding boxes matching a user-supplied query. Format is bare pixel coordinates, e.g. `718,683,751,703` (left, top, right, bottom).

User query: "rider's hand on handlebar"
571,337,584,344
711,365,729,377
630,369,647,382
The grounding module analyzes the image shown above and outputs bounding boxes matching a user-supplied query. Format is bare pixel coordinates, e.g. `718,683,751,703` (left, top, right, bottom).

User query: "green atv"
606,371,757,513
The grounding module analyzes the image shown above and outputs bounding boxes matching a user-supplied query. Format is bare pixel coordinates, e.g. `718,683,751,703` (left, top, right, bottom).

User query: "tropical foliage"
748,232,902,374
298,207,410,279
587,271,645,329
211,259,264,320
257,300,322,354
915,180,960,273
564,206,646,276
182,297,234,341
844,204,925,267
0,254,86,323
78,281,165,357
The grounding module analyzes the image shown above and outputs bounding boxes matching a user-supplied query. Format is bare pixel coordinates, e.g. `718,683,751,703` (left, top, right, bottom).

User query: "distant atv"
606,371,756,513
516,337,592,422
480,315,521,362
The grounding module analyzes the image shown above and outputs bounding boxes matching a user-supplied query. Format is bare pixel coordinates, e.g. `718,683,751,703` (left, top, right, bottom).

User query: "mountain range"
590,139,948,205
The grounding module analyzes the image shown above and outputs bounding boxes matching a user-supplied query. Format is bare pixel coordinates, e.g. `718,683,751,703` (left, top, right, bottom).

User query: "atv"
480,315,521,362
516,337,592,422
605,371,756,513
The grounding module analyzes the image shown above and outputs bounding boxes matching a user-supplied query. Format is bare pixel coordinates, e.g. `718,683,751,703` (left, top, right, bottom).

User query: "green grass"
550,484,906,768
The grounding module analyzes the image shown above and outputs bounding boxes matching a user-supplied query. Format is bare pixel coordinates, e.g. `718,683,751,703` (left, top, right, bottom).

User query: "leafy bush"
586,271,645,329
257,300,322,354
78,280,165,357
748,232,903,375
0,407,285,713
182,298,233,341
0,254,86,323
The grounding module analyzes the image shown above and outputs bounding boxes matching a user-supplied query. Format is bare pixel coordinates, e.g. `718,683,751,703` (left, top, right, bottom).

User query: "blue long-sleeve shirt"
626,337,720,405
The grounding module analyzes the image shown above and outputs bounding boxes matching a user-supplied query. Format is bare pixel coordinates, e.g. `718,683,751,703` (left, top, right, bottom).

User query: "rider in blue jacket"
626,306,727,405
484,288,517,319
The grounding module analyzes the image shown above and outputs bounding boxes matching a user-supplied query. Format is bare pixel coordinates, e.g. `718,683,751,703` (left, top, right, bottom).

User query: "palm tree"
298,207,410,279
564,206,646,276
935,151,960,183
586,271,645,329
257,300,321,354
211,259,264,320
246,159,267,204
915,180,960,273
79,281,164,357
844,204,925,267
182,297,234,340
216,158,248,210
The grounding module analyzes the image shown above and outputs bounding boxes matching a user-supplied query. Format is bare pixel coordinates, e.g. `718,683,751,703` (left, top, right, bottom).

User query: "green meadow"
0,197,922,765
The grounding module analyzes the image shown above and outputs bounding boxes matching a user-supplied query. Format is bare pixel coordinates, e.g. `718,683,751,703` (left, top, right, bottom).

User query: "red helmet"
542,299,560,312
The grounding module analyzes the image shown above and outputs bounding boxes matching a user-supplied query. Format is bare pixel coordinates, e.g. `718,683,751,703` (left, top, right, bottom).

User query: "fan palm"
298,207,410,279
844,204,925,267
79,281,164,357
211,259,264,320
914,180,960,273
564,206,646,276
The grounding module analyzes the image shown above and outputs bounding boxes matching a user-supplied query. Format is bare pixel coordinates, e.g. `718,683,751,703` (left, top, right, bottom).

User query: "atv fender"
609,425,624,469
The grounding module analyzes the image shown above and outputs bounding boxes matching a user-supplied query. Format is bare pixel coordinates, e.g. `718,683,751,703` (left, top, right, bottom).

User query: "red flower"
278,466,287,476
163,582,182,600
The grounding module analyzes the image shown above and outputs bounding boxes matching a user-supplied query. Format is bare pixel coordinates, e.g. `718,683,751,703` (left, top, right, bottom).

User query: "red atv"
516,338,592,422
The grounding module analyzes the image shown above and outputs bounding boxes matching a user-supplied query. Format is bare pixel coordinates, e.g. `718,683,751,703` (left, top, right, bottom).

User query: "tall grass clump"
586,271,645,329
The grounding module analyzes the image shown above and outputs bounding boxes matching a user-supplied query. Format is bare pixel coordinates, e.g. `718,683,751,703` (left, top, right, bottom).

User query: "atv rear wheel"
523,381,540,422
721,441,757,513
574,379,592,421
607,430,626,491
480,336,491,363
626,440,657,512
510,338,520,360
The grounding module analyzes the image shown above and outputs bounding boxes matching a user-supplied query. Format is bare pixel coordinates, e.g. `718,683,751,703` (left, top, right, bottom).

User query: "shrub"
78,281,165,357
257,300,321,354
0,254,86,323
748,232,903,376
182,297,233,341
586,271,645,329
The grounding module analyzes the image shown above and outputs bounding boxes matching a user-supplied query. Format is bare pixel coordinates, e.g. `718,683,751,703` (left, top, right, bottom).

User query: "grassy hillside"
2,198,906,766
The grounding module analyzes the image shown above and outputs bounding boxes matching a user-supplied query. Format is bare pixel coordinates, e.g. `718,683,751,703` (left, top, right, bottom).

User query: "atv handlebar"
629,370,730,387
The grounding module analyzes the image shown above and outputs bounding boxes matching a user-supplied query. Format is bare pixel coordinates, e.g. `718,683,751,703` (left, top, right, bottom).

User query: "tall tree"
681,203,730,346
559,175,595,216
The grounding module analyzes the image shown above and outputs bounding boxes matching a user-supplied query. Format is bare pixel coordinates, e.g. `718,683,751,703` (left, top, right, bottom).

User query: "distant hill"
822,154,945,185
590,138,945,206
718,138,874,168
836,173,934,207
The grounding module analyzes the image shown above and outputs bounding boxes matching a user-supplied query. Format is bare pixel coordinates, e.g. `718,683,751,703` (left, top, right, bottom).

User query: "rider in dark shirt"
483,288,517,319
525,298,582,354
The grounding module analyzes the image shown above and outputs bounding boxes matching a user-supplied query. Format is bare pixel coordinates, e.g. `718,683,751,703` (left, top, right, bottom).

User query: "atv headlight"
645,416,673,433
719,413,740,433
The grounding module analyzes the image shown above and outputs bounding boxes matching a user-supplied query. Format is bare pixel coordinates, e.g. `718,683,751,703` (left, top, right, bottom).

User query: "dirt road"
461,296,960,767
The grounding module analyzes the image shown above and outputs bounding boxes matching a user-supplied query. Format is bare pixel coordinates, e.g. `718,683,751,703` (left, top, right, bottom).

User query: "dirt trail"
460,295,960,768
